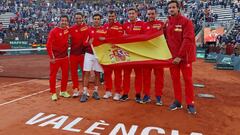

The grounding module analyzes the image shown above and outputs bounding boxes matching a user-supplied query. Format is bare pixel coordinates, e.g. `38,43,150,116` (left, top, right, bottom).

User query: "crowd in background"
0,0,240,56
206,22,240,56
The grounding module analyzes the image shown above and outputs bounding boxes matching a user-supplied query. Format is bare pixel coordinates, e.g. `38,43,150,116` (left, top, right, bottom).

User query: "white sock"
83,87,88,94
94,86,98,92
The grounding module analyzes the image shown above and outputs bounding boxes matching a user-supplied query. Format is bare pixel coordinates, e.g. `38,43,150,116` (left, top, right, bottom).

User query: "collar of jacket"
168,13,182,21
76,23,85,27
108,21,118,26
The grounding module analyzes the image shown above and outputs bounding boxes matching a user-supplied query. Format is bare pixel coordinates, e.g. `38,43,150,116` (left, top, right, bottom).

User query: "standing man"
80,13,106,102
165,1,197,114
46,15,71,101
121,8,146,103
69,12,89,97
142,7,165,105
102,10,124,101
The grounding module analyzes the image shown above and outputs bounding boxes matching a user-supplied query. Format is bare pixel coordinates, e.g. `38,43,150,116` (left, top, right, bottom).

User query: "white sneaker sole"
170,106,183,111
142,99,151,104
187,109,197,115
103,95,112,99
156,102,163,106
113,97,120,101
72,93,80,98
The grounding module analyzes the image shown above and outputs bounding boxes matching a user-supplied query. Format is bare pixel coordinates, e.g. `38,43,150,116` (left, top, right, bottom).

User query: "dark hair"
60,15,69,21
128,7,138,12
147,7,156,11
167,0,180,8
74,12,84,17
92,12,102,19
108,10,116,15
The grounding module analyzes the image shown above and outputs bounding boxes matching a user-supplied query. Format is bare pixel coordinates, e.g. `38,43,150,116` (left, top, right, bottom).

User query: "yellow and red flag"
92,31,172,67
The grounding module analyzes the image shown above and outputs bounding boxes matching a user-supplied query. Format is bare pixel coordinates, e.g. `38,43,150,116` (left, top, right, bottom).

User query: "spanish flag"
93,31,172,67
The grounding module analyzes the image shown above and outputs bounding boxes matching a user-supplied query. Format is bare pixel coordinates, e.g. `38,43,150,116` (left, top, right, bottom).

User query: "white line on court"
0,79,37,88
0,82,72,107
0,88,50,107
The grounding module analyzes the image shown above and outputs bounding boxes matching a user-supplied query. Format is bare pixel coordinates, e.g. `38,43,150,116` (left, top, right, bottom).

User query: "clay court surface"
0,59,239,135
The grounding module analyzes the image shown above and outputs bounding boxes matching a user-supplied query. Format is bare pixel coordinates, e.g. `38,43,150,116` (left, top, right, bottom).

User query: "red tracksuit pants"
143,67,164,97
122,67,143,95
170,63,194,105
70,55,84,89
104,67,122,93
49,57,69,94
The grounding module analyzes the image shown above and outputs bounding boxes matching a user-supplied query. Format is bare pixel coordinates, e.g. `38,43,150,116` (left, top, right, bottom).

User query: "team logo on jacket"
80,26,88,31
75,30,78,32
59,33,62,36
110,26,121,30
133,26,141,31
64,30,69,34
153,24,161,30
109,45,130,63
96,30,107,34
174,25,182,32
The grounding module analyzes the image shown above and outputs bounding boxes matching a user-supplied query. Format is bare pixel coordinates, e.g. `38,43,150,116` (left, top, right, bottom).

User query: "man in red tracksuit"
142,7,165,105
69,12,89,97
102,10,124,101
121,8,146,103
46,15,71,101
165,1,196,114
80,13,106,102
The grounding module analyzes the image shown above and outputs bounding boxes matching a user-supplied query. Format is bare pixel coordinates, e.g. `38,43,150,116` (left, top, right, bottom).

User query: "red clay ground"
0,59,239,135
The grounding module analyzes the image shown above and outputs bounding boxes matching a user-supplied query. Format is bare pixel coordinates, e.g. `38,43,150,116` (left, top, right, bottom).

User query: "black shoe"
169,100,183,111
142,95,151,104
187,104,197,115
120,94,128,101
135,94,142,103
155,96,163,106
80,93,88,102
92,91,100,100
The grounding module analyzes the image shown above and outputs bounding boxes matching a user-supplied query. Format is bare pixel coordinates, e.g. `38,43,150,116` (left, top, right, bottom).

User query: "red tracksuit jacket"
165,14,196,63
46,27,69,59
69,23,89,55
85,26,107,54
123,20,146,35
104,21,124,38
145,20,164,33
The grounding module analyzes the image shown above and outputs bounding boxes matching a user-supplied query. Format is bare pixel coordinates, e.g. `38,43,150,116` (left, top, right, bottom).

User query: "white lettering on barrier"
62,117,83,132
25,112,56,125
141,127,165,135
38,115,68,129
84,120,110,135
109,123,138,135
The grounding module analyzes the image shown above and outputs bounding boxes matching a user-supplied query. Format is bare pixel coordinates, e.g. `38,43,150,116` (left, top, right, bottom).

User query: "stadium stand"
0,0,239,71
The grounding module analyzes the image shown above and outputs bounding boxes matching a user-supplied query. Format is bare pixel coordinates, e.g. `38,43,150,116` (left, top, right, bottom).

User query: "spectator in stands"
236,33,240,43
0,22,5,43
225,42,235,55
237,13,240,23
235,43,240,56
232,4,237,19
222,34,228,43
